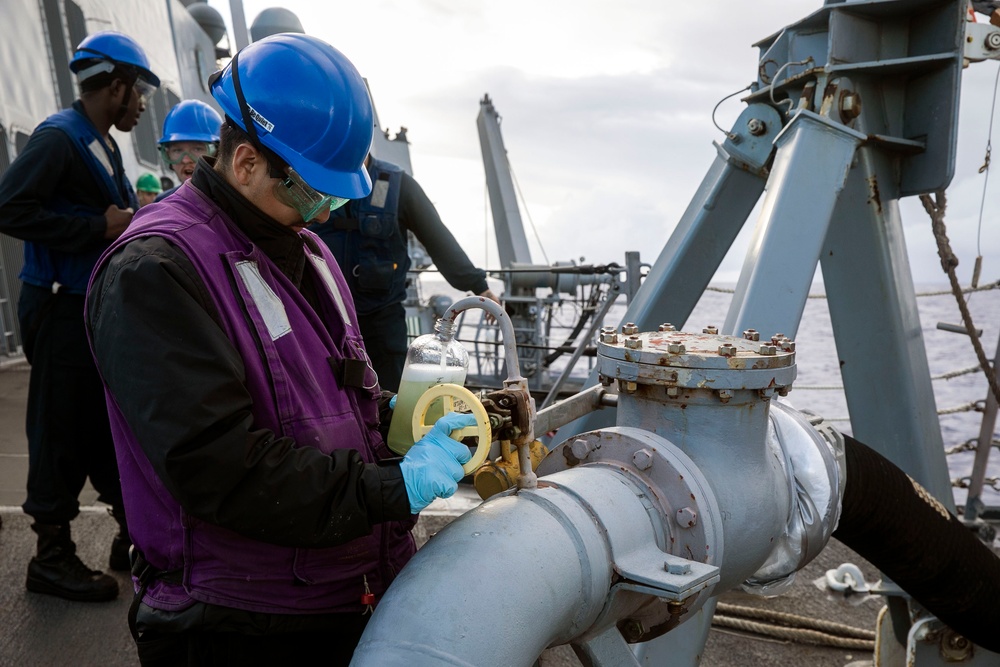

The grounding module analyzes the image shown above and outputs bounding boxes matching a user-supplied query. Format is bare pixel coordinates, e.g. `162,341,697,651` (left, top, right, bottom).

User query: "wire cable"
711,83,753,141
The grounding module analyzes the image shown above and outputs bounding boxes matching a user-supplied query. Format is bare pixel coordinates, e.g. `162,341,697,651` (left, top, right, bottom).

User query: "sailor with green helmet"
135,172,161,207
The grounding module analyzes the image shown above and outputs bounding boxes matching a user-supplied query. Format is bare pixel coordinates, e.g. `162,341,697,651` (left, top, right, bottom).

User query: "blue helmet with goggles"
70,31,160,90
209,33,373,201
159,100,222,145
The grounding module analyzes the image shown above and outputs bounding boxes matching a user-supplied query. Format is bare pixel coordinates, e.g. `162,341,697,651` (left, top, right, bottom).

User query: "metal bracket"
965,21,1000,63
615,548,720,600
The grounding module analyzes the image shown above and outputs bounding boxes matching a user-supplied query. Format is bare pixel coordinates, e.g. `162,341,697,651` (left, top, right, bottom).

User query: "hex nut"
743,329,760,341
666,386,680,398
703,325,718,334
840,92,861,122
600,331,619,344
780,339,796,352
665,561,692,575
718,344,737,357
667,342,686,354
571,439,593,460
625,336,643,350
632,448,654,470
619,380,638,394
759,344,777,356
676,507,697,528
622,322,639,335
717,389,734,403
621,619,645,642
658,323,676,332
747,118,767,136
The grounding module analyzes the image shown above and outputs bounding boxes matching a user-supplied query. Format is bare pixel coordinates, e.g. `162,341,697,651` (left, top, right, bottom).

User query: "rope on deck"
712,602,876,651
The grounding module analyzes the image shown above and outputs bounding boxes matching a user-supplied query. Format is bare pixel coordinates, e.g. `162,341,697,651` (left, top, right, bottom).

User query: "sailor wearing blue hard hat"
69,31,160,132
87,33,474,664
155,99,223,200
0,30,160,605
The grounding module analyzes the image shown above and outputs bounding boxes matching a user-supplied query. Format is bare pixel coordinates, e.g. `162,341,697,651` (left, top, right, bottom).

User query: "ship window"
132,87,182,169
132,95,160,167
14,132,30,157
0,125,10,176
41,0,75,109
64,1,87,56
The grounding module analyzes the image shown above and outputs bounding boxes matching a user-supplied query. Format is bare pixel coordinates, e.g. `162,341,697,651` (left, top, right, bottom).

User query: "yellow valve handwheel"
411,383,492,475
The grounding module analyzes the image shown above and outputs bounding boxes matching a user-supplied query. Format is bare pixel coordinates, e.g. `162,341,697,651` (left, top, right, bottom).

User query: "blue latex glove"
400,412,476,514
389,394,397,409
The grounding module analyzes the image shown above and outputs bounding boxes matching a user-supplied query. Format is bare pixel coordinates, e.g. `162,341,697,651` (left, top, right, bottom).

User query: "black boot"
26,523,119,602
108,507,131,572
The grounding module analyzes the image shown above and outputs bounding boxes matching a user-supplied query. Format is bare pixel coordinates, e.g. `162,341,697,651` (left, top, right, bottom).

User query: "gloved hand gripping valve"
408,295,540,489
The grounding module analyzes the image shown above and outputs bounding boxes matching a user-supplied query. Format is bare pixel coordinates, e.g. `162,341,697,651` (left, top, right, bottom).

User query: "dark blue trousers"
18,283,122,524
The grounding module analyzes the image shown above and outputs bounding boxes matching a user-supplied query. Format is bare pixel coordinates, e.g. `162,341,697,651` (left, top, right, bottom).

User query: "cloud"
216,0,1000,284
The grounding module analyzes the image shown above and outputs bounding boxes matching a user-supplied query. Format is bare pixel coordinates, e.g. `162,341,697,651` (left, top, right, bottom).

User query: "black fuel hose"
832,435,1000,653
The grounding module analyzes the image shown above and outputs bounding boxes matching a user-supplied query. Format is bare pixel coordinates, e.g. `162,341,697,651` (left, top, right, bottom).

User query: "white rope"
797,364,984,391
704,280,1000,299
827,401,980,422
712,615,875,651
715,602,875,639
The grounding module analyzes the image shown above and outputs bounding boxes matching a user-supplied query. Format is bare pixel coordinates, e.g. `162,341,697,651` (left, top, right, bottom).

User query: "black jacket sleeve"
87,236,413,549
0,127,108,251
398,173,489,295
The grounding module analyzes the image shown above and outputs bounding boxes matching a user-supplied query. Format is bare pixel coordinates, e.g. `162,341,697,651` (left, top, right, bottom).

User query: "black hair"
217,117,253,167
217,116,287,178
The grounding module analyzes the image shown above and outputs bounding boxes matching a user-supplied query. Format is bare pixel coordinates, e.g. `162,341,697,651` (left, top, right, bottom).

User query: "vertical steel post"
723,110,865,339
820,141,954,506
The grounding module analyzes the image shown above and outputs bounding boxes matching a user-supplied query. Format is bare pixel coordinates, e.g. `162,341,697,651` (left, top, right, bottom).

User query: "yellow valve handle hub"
411,383,491,475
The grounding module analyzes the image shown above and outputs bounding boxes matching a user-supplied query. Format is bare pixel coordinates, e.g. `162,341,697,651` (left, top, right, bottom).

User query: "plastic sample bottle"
386,318,469,455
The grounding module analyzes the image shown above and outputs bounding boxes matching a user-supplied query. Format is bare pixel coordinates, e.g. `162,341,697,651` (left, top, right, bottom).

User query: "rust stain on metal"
867,174,882,215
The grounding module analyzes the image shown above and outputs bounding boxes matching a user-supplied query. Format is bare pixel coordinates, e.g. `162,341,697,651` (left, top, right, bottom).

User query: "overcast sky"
208,0,1000,285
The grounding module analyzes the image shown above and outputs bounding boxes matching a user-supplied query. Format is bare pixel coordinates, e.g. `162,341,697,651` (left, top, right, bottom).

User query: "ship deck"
0,360,894,667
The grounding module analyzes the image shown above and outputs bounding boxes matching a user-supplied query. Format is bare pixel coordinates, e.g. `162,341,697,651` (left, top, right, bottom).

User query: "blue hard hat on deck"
209,33,373,199
159,100,223,145
69,31,160,88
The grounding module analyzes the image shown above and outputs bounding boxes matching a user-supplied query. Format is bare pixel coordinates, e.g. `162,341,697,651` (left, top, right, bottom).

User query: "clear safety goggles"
160,143,217,165
273,167,350,223
133,78,158,106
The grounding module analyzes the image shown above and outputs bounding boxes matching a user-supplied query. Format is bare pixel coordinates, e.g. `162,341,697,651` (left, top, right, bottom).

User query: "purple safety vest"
90,183,415,615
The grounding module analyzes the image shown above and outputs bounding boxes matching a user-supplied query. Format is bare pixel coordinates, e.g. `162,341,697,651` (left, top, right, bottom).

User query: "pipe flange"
539,427,725,642
598,329,796,391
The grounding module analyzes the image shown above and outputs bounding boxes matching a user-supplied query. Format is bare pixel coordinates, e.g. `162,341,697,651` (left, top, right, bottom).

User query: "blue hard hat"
159,100,222,145
210,33,373,199
69,31,160,88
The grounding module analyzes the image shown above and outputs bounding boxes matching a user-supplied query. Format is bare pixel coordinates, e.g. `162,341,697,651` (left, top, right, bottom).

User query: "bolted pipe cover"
597,329,795,391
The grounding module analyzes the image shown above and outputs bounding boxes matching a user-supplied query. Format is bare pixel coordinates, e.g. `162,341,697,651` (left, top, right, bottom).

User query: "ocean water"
683,284,1000,510
418,277,1000,509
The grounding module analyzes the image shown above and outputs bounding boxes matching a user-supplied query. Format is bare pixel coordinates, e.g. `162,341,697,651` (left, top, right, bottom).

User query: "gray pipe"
350,466,671,666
